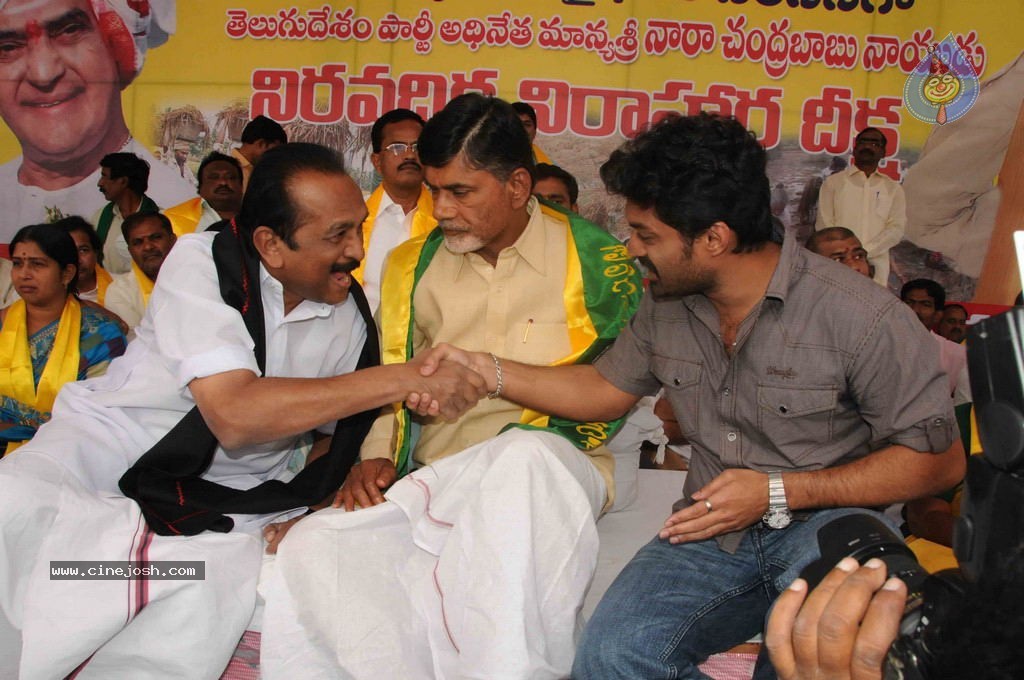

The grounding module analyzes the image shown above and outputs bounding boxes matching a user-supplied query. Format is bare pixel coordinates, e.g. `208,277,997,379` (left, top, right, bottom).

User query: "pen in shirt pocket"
523,319,533,343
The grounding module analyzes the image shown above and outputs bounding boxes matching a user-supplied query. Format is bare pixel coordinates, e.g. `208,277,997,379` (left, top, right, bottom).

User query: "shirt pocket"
873,190,894,221
650,356,702,438
757,384,837,465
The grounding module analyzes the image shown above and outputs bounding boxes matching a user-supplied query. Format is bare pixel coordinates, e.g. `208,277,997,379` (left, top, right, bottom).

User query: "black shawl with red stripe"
118,220,379,536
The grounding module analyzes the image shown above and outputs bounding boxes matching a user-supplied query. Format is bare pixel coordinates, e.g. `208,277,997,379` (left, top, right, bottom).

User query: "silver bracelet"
486,352,503,399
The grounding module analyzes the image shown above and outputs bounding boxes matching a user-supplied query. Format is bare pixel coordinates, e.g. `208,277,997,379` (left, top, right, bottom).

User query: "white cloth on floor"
261,429,607,680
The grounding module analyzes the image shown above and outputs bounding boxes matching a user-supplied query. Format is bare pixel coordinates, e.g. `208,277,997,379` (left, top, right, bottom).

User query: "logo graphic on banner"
903,34,980,125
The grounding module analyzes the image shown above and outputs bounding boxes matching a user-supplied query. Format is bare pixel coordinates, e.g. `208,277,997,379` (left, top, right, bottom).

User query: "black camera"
800,308,1024,680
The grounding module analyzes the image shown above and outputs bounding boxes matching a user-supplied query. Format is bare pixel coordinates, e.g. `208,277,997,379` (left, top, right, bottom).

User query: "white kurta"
104,270,147,330
0,139,195,247
261,429,607,680
816,165,906,287
361,190,418,314
0,231,366,679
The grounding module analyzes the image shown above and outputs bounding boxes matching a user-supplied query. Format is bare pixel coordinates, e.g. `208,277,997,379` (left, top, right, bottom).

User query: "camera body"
801,308,1024,680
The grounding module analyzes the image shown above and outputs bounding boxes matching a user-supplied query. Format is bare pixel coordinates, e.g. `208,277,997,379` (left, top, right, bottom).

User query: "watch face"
765,509,792,529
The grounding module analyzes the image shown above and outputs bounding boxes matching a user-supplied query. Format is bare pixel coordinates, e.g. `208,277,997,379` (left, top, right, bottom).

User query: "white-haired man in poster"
0,0,194,244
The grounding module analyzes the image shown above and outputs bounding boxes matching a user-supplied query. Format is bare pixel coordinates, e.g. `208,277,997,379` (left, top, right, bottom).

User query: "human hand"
659,469,769,543
404,355,487,420
333,458,398,512
415,343,494,383
765,557,907,680
263,515,304,555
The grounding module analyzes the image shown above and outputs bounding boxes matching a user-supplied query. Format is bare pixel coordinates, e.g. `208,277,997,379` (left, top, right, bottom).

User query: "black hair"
943,303,968,318
511,101,538,127
235,143,346,248
600,112,773,252
10,223,79,295
121,212,173,241
534,163,579,206
901,278,946,310
197,152,243,188
855,126,888,149
418,94,533,182
805,226,861,254
371,108,426,153
241,115,288,145
99,152,150,195
53,216,104,265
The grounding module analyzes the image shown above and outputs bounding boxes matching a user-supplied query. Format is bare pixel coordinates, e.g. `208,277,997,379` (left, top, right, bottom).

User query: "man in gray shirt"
422,113,964,678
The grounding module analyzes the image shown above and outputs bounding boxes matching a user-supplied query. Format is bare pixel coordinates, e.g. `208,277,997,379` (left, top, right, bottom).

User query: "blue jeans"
573,508,896,680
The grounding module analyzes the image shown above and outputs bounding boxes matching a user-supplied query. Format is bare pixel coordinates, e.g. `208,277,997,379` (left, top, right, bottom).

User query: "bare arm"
661,439,965,544
189,356,486,450
416,343,641,422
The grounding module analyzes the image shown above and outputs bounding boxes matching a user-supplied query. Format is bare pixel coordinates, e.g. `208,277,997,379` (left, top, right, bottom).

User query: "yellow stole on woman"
0,297,81,454
379,202,642,476
351,184,436,286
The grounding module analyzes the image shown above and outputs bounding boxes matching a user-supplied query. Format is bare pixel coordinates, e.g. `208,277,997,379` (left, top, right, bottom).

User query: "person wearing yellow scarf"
54,216,112,305
0,224,126,454
352,109,437,312
104,213,176,330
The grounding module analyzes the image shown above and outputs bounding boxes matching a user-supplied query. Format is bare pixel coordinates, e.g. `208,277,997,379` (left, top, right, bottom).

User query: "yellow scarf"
95,266,113,306
165,196,205,237
379,203,642,475
352,184,436,285
131,262,156,308
0,297,81,454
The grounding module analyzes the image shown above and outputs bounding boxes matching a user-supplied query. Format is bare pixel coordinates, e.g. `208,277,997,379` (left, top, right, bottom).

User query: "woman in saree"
0,224,127,455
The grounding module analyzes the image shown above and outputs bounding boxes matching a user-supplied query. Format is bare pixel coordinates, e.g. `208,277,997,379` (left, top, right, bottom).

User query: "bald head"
807,227,871,278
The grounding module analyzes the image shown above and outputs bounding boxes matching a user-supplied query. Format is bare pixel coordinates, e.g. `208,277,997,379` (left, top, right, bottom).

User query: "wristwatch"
762,471,792,529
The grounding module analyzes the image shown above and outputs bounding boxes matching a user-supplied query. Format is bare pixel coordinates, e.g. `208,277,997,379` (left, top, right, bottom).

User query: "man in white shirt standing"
352,108,437,312
816,127,906,288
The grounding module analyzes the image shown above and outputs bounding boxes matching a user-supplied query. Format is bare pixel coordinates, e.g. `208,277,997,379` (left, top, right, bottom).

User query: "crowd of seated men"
0,97,1003,680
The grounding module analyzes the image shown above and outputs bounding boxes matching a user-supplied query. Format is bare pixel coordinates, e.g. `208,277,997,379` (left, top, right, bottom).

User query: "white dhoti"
0,417,284,680
261,429,607,680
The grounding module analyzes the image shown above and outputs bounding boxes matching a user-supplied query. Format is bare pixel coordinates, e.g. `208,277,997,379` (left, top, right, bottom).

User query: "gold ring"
704,499,713,513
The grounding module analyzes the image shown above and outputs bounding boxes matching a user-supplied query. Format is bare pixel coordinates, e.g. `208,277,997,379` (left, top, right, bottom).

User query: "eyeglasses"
383,142,418,156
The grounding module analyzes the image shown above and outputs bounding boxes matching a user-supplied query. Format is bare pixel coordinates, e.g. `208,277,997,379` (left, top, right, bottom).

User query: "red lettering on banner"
397,72,449,120
518,80,572,133
801,87,903,175
449,70,500,97
536,16,639,64
438,13,533,51
800,87,855,154
643,19,716,58
251,69,301,121
347,64,397,125
299,64,346,123
225,7,373,41
653,81,782,148
376,10,435,55
722,15,859,79
519,78,781,144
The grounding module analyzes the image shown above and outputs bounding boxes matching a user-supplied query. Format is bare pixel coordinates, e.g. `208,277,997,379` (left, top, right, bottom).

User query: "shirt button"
727,432,737,442
933,418,944,425
723,388,731,397
673,378,681,386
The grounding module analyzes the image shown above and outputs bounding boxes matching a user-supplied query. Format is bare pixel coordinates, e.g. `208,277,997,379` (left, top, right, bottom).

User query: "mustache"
331,260,359,275
398,161,421,171
638,256,658,277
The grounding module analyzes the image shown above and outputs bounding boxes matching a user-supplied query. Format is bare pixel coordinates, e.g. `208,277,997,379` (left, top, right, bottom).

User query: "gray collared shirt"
595,234,955,551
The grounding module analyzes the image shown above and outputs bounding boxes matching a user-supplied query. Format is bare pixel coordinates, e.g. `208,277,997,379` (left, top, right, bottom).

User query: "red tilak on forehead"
25,19,41,41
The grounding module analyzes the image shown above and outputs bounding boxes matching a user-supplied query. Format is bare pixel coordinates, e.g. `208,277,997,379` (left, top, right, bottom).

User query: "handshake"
401,343,501,421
